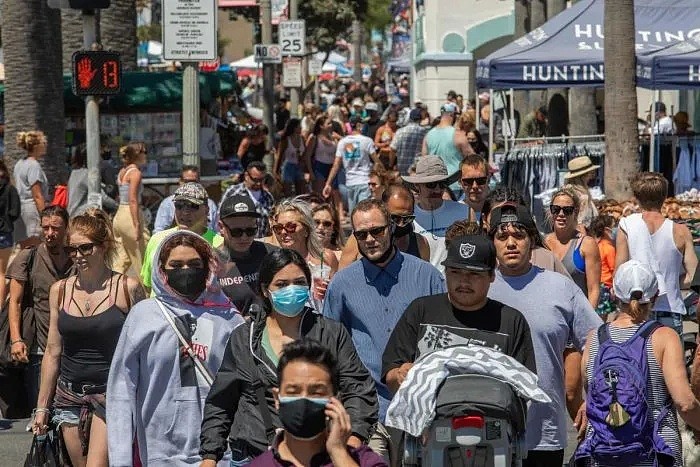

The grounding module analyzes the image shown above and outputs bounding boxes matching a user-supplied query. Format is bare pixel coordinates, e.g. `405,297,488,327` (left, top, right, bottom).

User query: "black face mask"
394,222,413,238
278,397,328,440
165,267,208,301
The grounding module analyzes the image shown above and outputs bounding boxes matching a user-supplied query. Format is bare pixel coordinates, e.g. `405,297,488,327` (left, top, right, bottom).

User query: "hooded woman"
107,230,244,466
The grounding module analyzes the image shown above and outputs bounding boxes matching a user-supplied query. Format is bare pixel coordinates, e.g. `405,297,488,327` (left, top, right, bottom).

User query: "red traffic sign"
71,51,122,97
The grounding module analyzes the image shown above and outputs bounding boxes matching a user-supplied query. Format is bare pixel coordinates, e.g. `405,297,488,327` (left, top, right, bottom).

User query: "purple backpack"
575,321,675,467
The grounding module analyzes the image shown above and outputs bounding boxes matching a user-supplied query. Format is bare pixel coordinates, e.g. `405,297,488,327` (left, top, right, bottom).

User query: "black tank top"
404,231,421,258
58,274,127,385
242,141,267,169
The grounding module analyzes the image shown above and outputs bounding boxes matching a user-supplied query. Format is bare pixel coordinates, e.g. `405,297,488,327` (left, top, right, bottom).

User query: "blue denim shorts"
52,407,80,427
0,232,13,249
281,161,304,183
313,160,338,188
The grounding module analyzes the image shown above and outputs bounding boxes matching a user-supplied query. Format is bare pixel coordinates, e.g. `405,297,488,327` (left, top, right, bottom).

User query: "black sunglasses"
174,201,201,211
461,177,488,187
390,214,415,226
315,219,334,228
424,181,446,189
67,242,96,256
550,205,576,216
227,226,257,238
354,224,388,241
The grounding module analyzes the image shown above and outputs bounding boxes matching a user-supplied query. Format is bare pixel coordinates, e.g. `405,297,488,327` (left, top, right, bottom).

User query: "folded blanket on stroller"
385,345,551,436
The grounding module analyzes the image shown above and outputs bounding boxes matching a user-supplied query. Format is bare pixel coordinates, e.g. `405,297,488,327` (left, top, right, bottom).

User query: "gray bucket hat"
402,155,460,185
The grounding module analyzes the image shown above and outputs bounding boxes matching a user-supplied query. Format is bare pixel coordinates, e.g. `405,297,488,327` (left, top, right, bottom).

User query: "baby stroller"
404,374,528,467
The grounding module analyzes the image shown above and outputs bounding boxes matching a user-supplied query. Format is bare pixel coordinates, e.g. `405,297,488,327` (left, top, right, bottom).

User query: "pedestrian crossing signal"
71,51,122,97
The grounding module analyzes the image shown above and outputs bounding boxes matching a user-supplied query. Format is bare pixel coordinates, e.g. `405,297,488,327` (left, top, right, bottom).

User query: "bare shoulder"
672,221,693,247
125,276,147,306
582,235,599,252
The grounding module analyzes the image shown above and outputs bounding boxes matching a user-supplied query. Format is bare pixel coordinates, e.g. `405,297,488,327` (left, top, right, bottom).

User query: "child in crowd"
590,215,617,320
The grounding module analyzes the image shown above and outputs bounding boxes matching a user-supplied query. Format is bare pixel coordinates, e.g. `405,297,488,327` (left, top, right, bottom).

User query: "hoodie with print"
107,230,244,467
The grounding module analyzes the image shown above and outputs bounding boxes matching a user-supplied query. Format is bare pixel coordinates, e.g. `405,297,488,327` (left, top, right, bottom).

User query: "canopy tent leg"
489,89,495,165
649,91,658,172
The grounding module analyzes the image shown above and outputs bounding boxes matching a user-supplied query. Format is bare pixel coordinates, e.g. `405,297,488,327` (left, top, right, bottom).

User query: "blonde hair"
622,299,651,322
547,187,581,227
16,131,46,153
119,142,146,166
68,208,116,266
271,198,325,261
456,109,476,132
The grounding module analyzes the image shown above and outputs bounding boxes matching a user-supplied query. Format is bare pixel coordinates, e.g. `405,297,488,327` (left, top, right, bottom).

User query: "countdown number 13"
103,61,119,88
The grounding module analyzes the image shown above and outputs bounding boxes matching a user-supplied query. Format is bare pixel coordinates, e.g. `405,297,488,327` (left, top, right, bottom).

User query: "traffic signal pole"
261,0,275,149
83,9,102,208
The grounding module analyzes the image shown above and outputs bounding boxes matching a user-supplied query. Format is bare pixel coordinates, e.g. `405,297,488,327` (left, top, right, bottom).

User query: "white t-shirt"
654,116,674,135
335,134,376,187
414,200,468,274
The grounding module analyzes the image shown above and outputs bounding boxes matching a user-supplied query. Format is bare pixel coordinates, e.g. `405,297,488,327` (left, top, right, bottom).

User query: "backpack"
575,321,675,467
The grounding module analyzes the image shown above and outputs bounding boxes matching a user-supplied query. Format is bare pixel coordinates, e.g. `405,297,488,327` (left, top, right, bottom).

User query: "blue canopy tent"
476,0,700,90
637,36,700,89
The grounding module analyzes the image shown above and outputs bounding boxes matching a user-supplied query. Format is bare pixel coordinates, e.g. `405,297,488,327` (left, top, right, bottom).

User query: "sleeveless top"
313,137,337,165
561,235,588,296
242,140,267,169
118,166,143,205
58,274,127,386
585,324,682,466
404,232,421,259
425,126,462,179
283,136,305,165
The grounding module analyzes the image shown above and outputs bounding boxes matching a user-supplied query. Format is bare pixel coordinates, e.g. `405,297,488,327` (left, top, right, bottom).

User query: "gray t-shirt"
14,158,48,202
488,266,602,451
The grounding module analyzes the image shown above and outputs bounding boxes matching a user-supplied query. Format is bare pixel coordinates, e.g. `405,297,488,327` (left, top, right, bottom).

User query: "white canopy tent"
229,55,258,69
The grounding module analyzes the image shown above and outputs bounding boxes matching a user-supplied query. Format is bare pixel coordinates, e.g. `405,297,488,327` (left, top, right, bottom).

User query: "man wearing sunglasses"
141,182,220,295
486,204,601,467
153,165,219,234
220,161,274,238
216,194,278,315
404,155,467,275
458,154,490,223
324,198,445,465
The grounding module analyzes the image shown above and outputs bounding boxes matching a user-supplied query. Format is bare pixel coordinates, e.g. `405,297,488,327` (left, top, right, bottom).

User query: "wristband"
10,339,24,345
33,408,50,415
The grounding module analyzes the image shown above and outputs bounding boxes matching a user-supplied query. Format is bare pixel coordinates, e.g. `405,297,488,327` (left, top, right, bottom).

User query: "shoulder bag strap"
155,299,214,386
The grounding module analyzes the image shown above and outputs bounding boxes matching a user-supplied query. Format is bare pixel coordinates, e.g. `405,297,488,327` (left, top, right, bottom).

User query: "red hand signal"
77,57,98,89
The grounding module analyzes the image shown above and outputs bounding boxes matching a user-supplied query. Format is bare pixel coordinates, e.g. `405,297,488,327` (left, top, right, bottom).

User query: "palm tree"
101,0,137,70
2,0,66,186
62,9,83,72
603,0,638,198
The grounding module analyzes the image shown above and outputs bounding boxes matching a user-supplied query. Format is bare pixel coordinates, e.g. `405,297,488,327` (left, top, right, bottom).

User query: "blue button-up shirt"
153,194,219,234
323,250,446,421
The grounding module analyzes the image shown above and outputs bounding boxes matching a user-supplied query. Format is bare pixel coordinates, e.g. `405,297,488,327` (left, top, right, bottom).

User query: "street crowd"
2,79,700,467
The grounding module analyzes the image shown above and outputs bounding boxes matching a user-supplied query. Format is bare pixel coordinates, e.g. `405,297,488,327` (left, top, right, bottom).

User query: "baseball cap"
441,102,458,114
489,204,536,231
219,194,261,219
173,182,208,206
441,234,496,272
409,108,422,122
352,98,364,107
365,102,379,112
613,260,658,304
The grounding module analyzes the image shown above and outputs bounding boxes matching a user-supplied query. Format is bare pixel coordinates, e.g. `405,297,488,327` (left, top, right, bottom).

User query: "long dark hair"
282,118,301,139
258,248,312,311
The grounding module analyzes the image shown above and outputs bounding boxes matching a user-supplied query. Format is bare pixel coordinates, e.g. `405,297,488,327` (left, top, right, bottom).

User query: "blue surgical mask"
269,285,309,317
610,227,618,243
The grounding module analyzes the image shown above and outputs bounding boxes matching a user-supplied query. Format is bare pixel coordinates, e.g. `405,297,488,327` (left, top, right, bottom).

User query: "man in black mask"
338,184,430,269
248,339,386,467
216,194,278,315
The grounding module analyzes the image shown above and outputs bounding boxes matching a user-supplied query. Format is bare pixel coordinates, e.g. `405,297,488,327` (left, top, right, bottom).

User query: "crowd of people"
1,84,700,467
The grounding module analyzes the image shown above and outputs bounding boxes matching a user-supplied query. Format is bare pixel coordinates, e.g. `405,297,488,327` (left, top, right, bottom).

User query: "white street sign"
279,20,306,57
254,44,282,64
163,0,217,61
283,58,303,88
308,59,323,76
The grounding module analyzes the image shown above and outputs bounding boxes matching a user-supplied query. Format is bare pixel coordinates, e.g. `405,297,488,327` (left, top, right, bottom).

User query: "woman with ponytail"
576,260,700,465
32,209,145,466
14,130,48,245
112,142,150,276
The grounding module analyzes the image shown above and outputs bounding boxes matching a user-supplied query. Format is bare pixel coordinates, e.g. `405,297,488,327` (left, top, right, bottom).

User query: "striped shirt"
322,250,446,421
585,324,682,466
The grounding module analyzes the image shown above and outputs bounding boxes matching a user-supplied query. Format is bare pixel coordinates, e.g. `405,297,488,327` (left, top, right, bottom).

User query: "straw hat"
564,156,600,180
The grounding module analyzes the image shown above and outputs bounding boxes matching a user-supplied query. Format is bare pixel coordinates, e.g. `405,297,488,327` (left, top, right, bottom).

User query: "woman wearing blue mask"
199,248,378,467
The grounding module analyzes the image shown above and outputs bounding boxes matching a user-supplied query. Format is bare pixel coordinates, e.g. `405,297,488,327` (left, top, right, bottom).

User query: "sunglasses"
424,181,446,190
227,226,257,238
354,224,388,241
246,172,266,184
272,222,301,235
461,177,488,187
315,219,334,228
67,242,96,257
390,214,415,226
550,205,576,216
174,201,201,211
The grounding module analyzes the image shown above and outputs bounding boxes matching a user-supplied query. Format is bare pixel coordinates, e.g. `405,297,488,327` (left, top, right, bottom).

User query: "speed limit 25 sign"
279,20,306,57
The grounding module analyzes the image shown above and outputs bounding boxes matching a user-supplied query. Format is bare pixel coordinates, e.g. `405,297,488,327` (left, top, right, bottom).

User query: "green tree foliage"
363,0,392,32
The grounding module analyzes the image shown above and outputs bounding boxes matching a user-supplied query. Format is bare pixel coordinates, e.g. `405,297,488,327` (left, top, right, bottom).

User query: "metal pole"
352,20,362,83
475,89,481,129
488,89,495,164
314,76,320,106
182,63,200,168
510,88,515,146
83,10,102,208
649,92,657,172
289,0,300,117
261,0,275,149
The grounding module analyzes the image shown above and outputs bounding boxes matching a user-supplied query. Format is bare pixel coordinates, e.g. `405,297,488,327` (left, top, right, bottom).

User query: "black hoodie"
0,180,20,233
199,307,379,462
